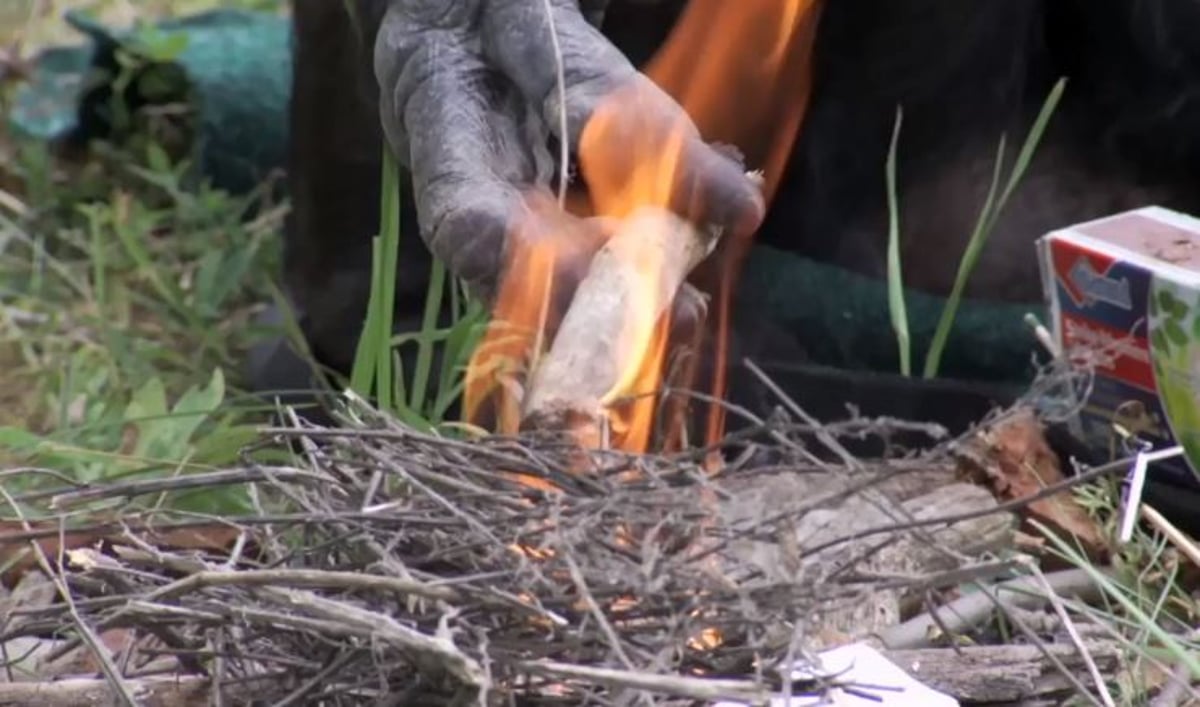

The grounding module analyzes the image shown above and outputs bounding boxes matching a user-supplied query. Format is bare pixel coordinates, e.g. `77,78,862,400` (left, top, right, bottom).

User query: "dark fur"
285,0,1200,372
286,0,429,375
767,0,1200,302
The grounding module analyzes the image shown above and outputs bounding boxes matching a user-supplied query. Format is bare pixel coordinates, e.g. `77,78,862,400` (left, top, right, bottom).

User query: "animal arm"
371,0,764,300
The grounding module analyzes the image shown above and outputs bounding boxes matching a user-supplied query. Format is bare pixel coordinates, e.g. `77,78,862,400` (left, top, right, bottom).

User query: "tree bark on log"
885,643,1124,704
714,469,1016,648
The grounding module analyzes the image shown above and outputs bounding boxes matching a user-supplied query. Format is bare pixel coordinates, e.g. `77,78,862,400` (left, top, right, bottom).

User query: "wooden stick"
521,205,721,447
516,659,769,702
1140,503,1200,568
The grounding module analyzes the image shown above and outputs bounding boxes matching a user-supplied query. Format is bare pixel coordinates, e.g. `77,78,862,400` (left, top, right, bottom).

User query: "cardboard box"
1037,206,1200,492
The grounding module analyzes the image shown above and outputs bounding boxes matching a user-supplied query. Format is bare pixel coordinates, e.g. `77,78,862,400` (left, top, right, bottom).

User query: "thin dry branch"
0,366,1129,705
144,568,458,603
516,659,771,702
0,488,138,707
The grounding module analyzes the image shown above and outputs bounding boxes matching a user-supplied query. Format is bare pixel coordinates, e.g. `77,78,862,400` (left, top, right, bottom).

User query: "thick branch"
521,205,721,445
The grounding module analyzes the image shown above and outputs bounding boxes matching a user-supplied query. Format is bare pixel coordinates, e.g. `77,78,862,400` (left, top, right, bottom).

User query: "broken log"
713,468,1017,650
886,643,1124,704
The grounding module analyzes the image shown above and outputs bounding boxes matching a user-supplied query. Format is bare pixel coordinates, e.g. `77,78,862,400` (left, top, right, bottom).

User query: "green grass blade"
349,234,383,396
921,134,1006,379
351,149,404,408
374,152,403,412
450,274,463,323
392,348,408,418
1000,78,1067,205
107,203,196,327
1035,519,1200,680
884,107,911,377
410,257,446,415
922,78,1066,379
434,303,488,422
84,206,108,310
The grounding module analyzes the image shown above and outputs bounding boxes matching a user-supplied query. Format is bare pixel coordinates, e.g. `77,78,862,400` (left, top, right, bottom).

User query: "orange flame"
465,0,820,457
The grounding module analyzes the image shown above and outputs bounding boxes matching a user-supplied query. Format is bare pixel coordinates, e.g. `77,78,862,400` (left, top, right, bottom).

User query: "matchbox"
1037,206,1200,492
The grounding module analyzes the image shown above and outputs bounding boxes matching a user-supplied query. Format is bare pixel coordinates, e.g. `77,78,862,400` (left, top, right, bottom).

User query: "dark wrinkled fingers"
500,190,611,328
481,0,637,145
373,1,484,162
670,130,766,237
371,0,761,304
480,0,765,237
574,73,766,241
374,2,550,293
403,79,537,293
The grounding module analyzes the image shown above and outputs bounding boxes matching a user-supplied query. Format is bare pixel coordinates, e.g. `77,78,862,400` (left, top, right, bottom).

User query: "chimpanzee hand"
373,0,765,302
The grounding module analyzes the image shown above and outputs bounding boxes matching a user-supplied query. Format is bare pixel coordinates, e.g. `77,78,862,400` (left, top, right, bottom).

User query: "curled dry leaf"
956,408,1107,560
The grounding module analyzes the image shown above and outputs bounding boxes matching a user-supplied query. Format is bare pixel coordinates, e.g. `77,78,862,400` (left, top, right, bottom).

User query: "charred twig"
743,357,862,471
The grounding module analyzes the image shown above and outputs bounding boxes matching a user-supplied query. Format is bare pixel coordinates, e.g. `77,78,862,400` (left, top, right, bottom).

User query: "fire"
688,626,724,652
464,0,820,456
645,0,821,201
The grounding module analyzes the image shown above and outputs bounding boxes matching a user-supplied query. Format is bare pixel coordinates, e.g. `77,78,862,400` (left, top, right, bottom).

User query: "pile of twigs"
0,377,1105,705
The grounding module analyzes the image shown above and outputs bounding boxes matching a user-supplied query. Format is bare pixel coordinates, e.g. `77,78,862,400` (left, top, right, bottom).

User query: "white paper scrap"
712,643,959,707
1118,445,1184,543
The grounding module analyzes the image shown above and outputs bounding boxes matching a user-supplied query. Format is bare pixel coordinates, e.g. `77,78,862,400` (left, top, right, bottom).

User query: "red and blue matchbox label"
1039,207,1200,491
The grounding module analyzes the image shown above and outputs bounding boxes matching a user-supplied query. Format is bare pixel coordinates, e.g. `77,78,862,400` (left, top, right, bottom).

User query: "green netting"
740,246,1043,382
10,8,291,196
